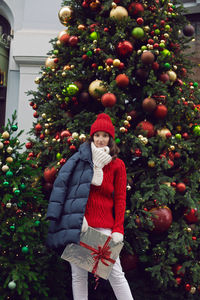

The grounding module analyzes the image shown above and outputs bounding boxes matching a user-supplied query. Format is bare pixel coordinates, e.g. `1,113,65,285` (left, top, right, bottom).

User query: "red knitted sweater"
85,158,127,234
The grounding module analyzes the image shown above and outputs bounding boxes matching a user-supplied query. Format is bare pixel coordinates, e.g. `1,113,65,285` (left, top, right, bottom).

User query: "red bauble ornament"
176,277,182,285
128,2,144,16
184,208,199,223
70,145,76,151
142,97,157,113
106,58,113,66
136,121,155,137
117,41,133,56
101,93,117,107
116,74,129,88
60,130,71,139
59,33,70,44
159,73,169,83
154,104,168,119
150,206,173,233
120,252,138,272
152,61,159,71
136,17,144,25
134,148,142,157
44,167,57,183
141,51,155,64
25,142,33,149
40,133,45,140
68,36,78,46
33,111,39,118
60,158,67,165
182,132,189,139
35,124,42,132
176,182,186,193
185,283,191,292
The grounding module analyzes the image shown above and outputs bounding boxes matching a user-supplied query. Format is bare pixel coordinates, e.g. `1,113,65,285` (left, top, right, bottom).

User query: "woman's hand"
81,217,88,232
111,232,123,244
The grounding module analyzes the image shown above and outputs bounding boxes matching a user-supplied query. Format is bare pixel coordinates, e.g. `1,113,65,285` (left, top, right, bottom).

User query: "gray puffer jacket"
46,142,93,251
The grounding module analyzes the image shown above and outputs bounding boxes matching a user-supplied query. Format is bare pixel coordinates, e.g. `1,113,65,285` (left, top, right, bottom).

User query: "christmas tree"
0,112,69,300
26,1,200,299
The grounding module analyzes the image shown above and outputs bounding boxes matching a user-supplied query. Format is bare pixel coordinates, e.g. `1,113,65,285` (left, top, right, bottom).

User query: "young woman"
46,113,134,300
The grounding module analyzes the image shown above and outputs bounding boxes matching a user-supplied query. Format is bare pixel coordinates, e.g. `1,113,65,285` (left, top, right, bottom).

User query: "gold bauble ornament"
124,120,129,126
169,145,175,151
120,127,126,133
72,132,79,139
6,202,12,208
2,131,10,139
157,128,171,139
113,59,121,67
176,125,182,131
45,129,50,135
58,6,73,25
79,134,86,142
110,6,128,20
190,287,196,294
6,146,13,154
2,165,9,172
42,113,46,119
44,123,49,129
167,70,177,82
62,72,67,77
78,24,86,30
63,65,71,71
88,80,107,99
0,142,4,149
144,26,150,32
127,116,132,121
56,40,61,46
45,57,56,69
6,157,13,163
148,160,155,168
111,2,117,8
187,227,192,232
34,77,40,84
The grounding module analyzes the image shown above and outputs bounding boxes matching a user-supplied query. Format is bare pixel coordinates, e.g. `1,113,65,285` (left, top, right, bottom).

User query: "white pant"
70,228,134,300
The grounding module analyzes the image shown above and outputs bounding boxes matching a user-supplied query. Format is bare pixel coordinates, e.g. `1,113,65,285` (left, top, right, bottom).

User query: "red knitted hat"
90,113,115,138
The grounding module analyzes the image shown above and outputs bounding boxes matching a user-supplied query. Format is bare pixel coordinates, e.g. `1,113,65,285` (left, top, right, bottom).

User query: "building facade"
0,0,200,144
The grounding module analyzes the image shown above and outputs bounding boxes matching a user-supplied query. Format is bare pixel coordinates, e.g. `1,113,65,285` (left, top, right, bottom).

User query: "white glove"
81,217,88,233
111,232,123,244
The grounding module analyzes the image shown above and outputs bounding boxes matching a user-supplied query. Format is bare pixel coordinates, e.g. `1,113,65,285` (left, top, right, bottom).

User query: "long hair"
87,135,120,160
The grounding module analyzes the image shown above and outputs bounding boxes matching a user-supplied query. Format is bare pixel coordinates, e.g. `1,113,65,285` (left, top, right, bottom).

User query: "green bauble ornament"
161,49,171,57
8,281,16,290
3,181,9,187
141,46,147,51
35,220,41,227
66,84,79,96
53,49,59,55
193,82,198,87
154,29,160,35
21,246,29,254
132,27,144,39
86,50,93,57
164,63,171,69
20,183,26,190
14,189,20,196
115,138,121,144
11,125,18,131
90,31,99,40
56,152,62,160
10,225,15,231
193,125,200,136
6,170,13,178
175,133,182,140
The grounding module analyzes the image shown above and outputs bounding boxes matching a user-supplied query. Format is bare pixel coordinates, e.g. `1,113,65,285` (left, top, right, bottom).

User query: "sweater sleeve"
46,152,79,221
112,159,127,234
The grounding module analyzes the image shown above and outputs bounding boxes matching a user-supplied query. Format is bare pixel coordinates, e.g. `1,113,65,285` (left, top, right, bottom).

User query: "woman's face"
93,131,110,148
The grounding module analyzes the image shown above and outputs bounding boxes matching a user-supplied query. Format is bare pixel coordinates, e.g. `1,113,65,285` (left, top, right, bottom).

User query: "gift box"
61,226,123,280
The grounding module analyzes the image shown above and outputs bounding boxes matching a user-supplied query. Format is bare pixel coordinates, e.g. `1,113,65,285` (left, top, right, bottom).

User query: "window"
0,15,11,128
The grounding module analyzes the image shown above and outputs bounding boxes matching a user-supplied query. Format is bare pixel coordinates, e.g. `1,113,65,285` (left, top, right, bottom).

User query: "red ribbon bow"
80,236,115,275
